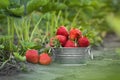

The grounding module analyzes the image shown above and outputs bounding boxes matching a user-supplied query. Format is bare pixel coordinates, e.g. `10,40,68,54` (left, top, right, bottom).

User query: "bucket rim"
51,46,91,49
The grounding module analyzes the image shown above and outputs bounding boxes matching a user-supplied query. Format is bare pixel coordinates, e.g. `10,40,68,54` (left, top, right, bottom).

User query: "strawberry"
49,35,67,47
56,26,69,37
64,40,76,47
69,28,82,40
39,53,52,65
25,49,39,64
78,36,90,47
56,35,67,47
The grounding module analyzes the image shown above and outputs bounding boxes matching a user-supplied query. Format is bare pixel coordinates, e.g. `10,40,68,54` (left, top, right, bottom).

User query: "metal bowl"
52,47,92,64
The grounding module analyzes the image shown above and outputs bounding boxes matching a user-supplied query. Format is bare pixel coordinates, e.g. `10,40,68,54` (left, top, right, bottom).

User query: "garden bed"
0,52,120,80
0,33,120,74
0,0,120,79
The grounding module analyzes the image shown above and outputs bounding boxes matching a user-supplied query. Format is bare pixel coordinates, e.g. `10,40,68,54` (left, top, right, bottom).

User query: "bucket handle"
51,48,56,61
87,47,93,60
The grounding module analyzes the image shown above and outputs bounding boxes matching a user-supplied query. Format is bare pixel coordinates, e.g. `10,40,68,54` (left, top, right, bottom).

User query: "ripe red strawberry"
56,26,69,37
69,28,82,40
64,40,76,47
56,35,67,46
49,35,67,47
25,49,39,64
39,53,52,65
78,36,90,47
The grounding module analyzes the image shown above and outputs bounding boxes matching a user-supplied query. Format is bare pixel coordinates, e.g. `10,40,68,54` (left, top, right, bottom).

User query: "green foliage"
0,35,13,63
0,0,49,17
8,5,24,17
13,52,26,62
1,0,120,47
106,14,120,37
40,2,67,13
0,0,10,9
27,0,49,13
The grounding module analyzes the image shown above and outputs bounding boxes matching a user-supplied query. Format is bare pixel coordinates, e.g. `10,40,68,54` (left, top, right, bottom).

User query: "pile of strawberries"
49,26,90,47
25,49,52,65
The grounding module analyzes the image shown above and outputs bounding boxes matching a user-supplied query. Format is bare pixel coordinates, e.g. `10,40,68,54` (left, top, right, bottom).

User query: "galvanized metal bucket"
51,47,93,64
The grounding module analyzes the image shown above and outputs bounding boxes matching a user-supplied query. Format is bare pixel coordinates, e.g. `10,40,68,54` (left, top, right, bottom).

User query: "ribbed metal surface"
52,47,89,64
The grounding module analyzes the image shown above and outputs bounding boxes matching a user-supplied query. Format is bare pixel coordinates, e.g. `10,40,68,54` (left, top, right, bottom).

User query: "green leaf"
21,41,36,49
13,52,26,62
7,5,24,16
0,14,6,19
54,2,67,10
27,0,49,13
67,0,82,7
67,0,91,7
0,0,10,9
0,45,4,49
36,2,67,13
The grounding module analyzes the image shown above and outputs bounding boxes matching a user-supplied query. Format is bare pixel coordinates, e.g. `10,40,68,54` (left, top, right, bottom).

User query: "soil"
0,61,25,76
0,63,19,76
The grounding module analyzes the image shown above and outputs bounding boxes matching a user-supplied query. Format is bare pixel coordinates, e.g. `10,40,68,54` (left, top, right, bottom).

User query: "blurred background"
0,0,120,76
0,0,120,47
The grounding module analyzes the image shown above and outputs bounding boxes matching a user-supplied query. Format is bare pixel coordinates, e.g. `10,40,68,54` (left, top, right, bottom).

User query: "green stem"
56,10,62,27
11,18,15,51
26,18,31,41
50,12,56,37
7,17,13,51
30,17,43,41
14,21,21,43
71,10,80,27
24,18,28,41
